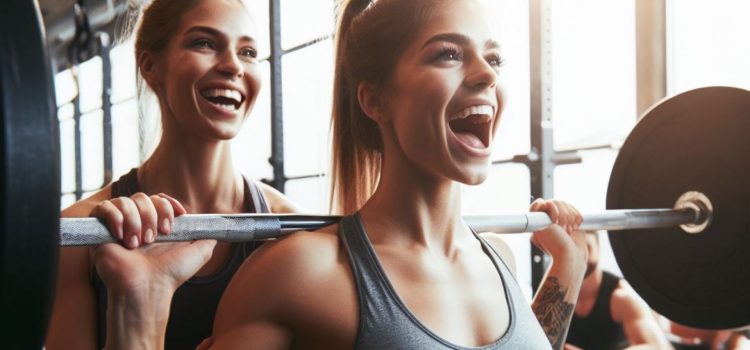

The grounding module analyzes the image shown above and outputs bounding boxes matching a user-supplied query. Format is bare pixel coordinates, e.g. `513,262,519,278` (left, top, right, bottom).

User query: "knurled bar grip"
60,214,283,246
59,208,700,247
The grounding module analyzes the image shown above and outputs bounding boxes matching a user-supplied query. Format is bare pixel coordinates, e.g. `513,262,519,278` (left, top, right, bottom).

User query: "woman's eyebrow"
184,26,256,43
422,32,500,50
422,32,470,48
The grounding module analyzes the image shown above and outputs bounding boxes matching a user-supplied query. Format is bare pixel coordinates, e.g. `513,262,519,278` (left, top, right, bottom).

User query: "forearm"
531,254,586,350
105,287,173,350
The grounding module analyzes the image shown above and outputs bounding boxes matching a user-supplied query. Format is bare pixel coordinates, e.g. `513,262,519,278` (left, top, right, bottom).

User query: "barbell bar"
58,200,708,247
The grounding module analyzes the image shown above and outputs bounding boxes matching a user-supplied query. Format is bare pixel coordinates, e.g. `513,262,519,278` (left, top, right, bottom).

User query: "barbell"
2,2,750,349
58,202,706,246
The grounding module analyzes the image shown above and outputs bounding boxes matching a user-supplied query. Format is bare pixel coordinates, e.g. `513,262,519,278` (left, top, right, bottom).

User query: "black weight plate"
0,0,60,348
608,86,750,330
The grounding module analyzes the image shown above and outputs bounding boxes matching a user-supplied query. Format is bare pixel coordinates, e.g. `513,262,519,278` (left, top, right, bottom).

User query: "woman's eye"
487,54,505,68
439,48,462,61
192,39,214,50
240,47,258,59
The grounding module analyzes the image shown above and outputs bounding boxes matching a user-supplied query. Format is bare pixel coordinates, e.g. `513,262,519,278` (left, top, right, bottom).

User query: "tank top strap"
242,176,270,214
111,168,140,197
591,271,620,320
471,231,523,304
338,214,404,329
471,229,552,349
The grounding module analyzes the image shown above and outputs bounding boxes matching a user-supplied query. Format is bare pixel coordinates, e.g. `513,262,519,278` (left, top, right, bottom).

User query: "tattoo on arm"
532,277,575,350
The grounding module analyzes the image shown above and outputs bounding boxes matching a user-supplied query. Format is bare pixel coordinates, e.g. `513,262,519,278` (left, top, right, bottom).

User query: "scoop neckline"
352,212,515,349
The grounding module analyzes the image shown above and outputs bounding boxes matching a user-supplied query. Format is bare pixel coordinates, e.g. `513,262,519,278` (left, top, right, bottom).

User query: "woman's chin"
454,164,490,186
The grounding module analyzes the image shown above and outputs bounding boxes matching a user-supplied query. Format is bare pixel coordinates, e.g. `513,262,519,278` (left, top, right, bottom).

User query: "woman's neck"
359,148,469,256
137,124,243,214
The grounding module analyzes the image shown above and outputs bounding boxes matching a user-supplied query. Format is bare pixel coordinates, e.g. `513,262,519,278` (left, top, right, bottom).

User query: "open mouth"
448,105,494,149
200,88,245,111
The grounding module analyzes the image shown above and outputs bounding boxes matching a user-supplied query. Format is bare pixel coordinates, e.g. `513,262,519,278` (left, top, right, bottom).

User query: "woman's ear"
357,81,389,124
138,51,161,92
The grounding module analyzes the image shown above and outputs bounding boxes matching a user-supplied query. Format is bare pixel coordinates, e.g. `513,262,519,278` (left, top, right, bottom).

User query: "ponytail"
329,0,445,214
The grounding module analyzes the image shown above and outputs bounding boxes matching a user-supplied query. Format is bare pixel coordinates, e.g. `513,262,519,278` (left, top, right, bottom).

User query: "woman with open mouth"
47,0,301,349
206,0,588,349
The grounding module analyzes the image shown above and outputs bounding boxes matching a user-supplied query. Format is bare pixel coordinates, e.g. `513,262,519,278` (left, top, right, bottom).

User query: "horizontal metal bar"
464,208,698,233
59,208,699,246
281,35,332,55
283,173,326,182
60,214,345,246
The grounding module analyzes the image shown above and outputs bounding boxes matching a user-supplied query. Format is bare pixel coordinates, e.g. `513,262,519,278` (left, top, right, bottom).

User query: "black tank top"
566,271,629,350
339,214,552,349
93,168,269,349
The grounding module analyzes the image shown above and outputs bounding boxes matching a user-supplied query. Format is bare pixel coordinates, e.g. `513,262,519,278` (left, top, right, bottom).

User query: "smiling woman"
204,0,586,349
45,0,301,349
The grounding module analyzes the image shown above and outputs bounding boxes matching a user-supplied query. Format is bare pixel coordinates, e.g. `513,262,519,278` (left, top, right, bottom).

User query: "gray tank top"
339,213,552,350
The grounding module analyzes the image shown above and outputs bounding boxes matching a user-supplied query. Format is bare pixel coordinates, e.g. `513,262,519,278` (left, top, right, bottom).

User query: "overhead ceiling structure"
39,0,135,72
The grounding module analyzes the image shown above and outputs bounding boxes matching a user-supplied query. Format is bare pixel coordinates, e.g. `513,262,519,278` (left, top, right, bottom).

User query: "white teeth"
216,104,238,111
200,88,243,104
449,105,495,121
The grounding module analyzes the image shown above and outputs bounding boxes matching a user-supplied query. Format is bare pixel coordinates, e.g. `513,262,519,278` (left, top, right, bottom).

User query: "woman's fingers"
150,195,175,235
132,192,160,245
90,193,187,249
90,200,125,241
157,193,187,216
109,197,143,248
556,200,581,232
555,200,572,232
530,198,583,233
530,198,560,224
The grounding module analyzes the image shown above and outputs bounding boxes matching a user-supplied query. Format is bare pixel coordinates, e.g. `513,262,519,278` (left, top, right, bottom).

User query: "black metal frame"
268,0,285,191
62,4,114,200
266,0,332,192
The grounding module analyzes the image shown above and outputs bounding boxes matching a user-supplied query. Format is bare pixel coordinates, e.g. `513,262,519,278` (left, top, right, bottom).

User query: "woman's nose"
216,50,244,79
464,56,497,90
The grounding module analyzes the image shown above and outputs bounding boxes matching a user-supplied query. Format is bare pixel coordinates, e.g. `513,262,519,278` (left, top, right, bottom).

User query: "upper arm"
612,282,673,349
210,238,301,349
47,188,111,349
257,182,304,214
46,247,99,349
479,232,517,278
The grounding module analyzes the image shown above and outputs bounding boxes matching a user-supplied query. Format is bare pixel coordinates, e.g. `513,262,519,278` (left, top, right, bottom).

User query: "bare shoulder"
479,232,517,277
231,224,345,291
611,278,650,321
255,181,304,214
216,223,354,330
213,223,358,348
60,185,112,218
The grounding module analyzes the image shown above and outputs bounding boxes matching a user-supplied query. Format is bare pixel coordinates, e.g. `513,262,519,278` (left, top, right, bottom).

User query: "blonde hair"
330,0,447,214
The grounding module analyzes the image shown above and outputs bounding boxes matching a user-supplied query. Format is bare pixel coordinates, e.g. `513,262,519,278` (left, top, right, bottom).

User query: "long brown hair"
330,0,447,214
